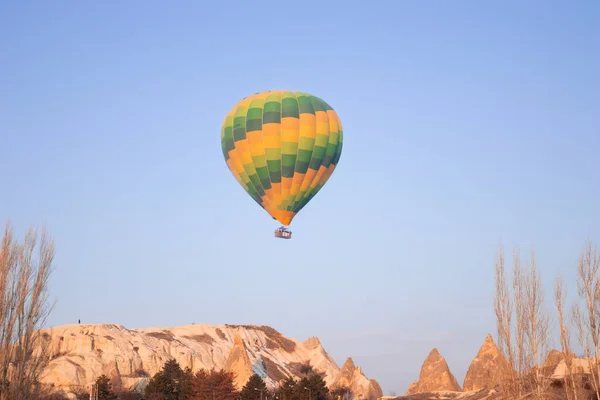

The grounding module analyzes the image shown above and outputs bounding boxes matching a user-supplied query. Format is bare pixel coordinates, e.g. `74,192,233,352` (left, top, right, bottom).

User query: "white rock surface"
37,323,379,398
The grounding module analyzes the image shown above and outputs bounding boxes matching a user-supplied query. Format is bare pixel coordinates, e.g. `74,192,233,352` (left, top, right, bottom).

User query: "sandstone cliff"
405,348,461,395
462,334,512,391
37,323,378,398
331,357,383,399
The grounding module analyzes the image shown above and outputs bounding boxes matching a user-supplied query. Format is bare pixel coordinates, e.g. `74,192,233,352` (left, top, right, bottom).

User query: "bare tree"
494,244,518,396
494,244,556,399
0,221,55,400
555,274,577,400
572,238,600,400
513,247,529,380
521,249,550,399
572,303,599,399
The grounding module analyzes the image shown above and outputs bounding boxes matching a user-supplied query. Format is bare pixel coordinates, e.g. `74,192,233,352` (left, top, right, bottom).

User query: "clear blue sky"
1,0,599,395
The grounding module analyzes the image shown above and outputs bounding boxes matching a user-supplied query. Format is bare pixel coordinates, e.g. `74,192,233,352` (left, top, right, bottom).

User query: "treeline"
493,238,600,399
59,359,352,400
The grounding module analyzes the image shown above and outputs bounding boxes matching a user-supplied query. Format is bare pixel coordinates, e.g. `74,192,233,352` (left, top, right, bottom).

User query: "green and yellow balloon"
220,90,343,227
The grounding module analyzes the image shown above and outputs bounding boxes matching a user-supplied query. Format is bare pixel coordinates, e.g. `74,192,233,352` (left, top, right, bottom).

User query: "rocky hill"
405,348,462,395
332,357,383,399
404,334,516,396
462,334,512,391
37,323,382,398
399,333,600,400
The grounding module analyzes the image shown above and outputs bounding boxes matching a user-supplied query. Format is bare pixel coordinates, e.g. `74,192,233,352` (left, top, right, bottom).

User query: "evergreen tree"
145,371,175,399
191,368,238,400
294,373,329,400
145,359,192,400
95,375,116,400
275,376,297,400
299,364,313,376
240,373,268,400
180,367,194,399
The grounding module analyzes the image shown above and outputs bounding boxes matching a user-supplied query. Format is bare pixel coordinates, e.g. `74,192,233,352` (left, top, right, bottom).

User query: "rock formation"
544,349,576,367
463,334,512,391
301,336,340,382
551,356,590,379
223,333,254,390
35,323,379,398
331,357,383,399
405,348,461,395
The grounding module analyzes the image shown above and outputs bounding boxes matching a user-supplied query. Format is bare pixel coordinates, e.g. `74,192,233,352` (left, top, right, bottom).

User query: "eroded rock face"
406,348,461,395
463,334,512,391
36,323,380,399
223,334,254,390
331,357,383,400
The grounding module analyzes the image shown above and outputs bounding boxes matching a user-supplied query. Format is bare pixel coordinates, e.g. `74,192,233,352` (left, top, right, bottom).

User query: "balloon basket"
274,226,292,239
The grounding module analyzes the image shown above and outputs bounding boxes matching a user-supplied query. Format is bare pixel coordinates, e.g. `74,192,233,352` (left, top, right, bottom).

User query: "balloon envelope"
221,90,343,226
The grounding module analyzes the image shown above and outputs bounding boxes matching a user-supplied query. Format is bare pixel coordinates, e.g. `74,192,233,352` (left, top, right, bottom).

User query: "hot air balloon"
220,90,343,239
